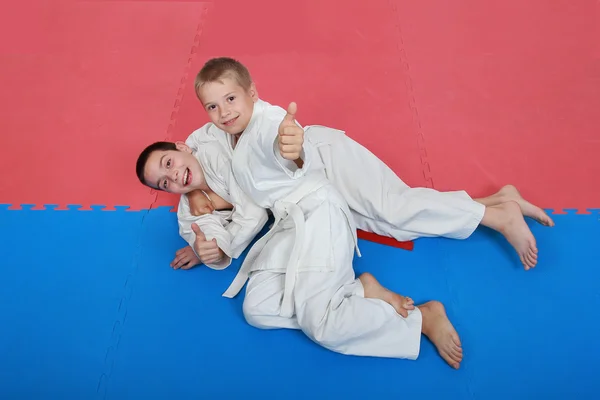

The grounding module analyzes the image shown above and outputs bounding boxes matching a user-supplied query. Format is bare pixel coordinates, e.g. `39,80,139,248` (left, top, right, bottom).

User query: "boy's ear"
249,82,258,102
175,141,192,153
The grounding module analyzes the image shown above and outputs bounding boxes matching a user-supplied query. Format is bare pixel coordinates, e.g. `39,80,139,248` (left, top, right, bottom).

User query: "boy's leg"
242,225,463,367
243,270,301,330
315,132,547,269
359,273,462,369
243,271,415,328
289,204,461,367
315,134,485,241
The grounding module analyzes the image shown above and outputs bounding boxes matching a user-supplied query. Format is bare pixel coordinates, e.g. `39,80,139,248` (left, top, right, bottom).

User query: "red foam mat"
0,0,210,210
394,0,600,211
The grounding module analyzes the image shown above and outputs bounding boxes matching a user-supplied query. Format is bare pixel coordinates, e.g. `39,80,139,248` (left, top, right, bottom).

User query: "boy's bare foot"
359,272,415,318
419,301,462,369
498,185,554,227
482,201,539,270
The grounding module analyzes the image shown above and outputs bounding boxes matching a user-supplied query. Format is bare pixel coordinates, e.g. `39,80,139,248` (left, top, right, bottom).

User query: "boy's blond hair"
194,57,253,100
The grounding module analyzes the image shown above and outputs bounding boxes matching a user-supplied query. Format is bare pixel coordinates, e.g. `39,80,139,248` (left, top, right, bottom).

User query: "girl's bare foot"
498,185,554,227
419,301,462,369
359,272,415,318
482,201,539,270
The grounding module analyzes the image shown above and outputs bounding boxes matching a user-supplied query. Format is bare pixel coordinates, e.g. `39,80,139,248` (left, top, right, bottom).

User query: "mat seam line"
390,2,476,398
94,5,211,398
388,0,434,189
164,5,209,142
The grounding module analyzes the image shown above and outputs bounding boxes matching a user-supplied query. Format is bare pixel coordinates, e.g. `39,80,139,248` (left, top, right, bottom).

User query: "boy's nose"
169,169,178,182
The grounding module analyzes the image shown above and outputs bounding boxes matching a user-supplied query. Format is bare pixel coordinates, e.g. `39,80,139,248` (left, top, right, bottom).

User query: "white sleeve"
185,125,211,151
226,180,269,258
177,198,233,270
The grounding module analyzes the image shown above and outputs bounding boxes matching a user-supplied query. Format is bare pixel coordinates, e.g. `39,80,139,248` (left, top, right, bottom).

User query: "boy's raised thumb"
191,223,205,240
284,102,297,122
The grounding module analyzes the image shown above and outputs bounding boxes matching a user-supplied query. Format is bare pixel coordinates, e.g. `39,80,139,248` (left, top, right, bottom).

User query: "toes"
450,348,463,364
526,252,537,268
530,249,538,259
452,333,462,348
442,350,461,369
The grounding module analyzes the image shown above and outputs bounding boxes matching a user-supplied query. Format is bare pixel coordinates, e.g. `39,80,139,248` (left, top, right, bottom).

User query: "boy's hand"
278,102,304,161
170,246,201,270
187,190,215,216
191,223,224,265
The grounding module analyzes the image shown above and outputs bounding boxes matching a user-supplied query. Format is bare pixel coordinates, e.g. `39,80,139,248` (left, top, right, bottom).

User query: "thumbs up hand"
191,223,224,265
278,102,304,161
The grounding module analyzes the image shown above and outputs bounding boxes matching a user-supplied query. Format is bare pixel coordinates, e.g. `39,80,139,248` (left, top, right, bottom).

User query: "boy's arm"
186,190,214,216
184,124,213,151
208,150,269,258
177,200,232,270
225,180,269,258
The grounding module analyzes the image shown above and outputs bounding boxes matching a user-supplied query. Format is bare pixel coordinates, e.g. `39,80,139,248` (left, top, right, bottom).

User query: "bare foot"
359,272,415,318
498,185,554,227
419,301,462,369
483,201,539,270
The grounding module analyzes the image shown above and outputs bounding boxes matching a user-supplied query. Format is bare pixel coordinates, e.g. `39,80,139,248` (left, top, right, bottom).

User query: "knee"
242,289,284,329
295,306,334,344
242,294,262,328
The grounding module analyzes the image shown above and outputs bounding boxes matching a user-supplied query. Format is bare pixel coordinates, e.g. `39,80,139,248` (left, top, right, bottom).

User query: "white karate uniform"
221,100,423,359
185,99,485,244
176,140,268,270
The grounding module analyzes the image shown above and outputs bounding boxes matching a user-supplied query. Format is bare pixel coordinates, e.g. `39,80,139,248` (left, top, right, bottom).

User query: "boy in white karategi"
179,57,553,271
196,69,465,368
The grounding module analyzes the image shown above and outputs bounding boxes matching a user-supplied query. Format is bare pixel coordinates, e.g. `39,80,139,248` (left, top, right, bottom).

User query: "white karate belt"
222,176,329,318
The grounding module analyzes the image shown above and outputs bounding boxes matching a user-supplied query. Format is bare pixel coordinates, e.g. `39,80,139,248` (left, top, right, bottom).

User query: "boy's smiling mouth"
223,116,238,126
183,168,191,186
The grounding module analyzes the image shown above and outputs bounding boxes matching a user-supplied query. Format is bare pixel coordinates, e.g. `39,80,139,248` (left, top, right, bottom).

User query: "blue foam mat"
1,206,598,399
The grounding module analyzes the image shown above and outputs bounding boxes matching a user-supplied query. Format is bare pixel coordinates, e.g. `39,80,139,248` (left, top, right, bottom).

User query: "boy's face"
197,76,258,135
143,143,206,194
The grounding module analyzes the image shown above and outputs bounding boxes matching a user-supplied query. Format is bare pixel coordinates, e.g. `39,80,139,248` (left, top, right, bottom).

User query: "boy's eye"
207,105,216,110
227,96,235,102
163,180,168,189
166,159,171,168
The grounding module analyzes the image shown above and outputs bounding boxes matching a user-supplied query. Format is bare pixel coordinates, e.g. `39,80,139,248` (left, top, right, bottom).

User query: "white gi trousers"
224,182,423,359
305,126,486,242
